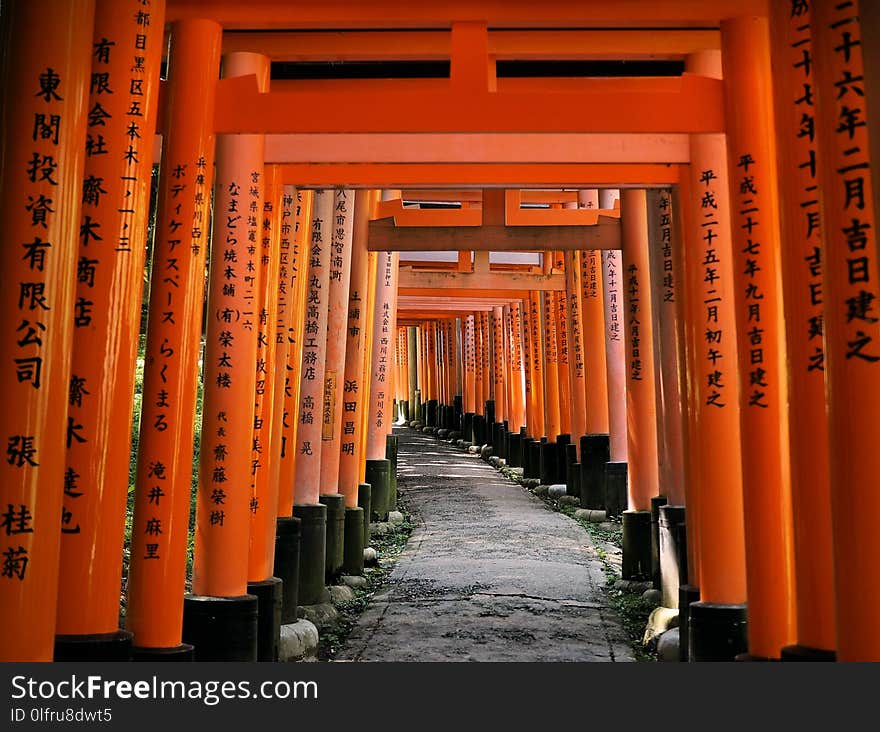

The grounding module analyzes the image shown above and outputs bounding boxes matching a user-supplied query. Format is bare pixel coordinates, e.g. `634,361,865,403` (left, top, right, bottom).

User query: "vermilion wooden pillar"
276,190,312,517
813,0,880,661
0,0,95,662
54,0,165,661
564,252,588,453
580,250,610,435
125,18,221,658
463,314,477,417
492,306,506,425
508,302,526,431
248,165,284,588
602,251,627,464
542,292,561,440
721,15,796,660
190,52,268,608
768,1,835,661
527,292,546,438
681,50,748,661
291,189,334,607
339,190,375,507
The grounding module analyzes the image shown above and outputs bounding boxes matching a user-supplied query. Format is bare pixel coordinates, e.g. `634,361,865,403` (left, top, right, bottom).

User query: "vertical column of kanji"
269,185,302,623
0,0,94,663
647,189,687,508
553,254,572,439
434,322,444,421
565,252,588,453
365,252,400,521
398,327,409,423
501,306,514,433
509,302,526,432
463,314,476,440
542,291,561,445
580,249,611,434
812,0,880,661
602,249,628,518
125,18,220,659
184,51,267,662
247,165,284,659
721,16,797,660
359,250,378,467
521,298,536,438
620,189,661,581
292,190,333,607
767,1,835,661
317,189,354,492
528,292,546,439
480,311,492,411
492,307,506,426
316,189,354,584
447,319,457,421
276,190,312,518
473,313,484,423
338,190,371,502
408,324,419,418
681,52,748,663
51,0,163,661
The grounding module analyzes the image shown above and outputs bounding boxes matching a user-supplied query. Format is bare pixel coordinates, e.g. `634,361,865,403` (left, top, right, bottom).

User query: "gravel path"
336,427,635,662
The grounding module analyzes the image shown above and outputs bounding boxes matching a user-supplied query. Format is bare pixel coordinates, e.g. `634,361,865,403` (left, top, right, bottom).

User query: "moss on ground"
317,499,416,661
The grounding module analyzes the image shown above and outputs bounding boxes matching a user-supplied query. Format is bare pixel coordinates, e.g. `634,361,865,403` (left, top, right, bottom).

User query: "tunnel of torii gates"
3,0,880,665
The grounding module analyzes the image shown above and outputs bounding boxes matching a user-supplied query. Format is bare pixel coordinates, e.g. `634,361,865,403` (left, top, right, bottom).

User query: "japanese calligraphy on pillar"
521,301,532,397
603,251,622,343
556,293,569,370
340,253,364,460
567,254,585,381
657,192,675,303
697,167,729,408
626,262,643,382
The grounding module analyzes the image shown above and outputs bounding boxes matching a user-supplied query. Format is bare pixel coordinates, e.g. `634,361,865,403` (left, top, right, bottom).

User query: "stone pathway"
336,427,635,662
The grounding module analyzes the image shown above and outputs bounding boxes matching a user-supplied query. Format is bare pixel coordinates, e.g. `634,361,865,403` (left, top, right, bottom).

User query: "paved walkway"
336,427,635,662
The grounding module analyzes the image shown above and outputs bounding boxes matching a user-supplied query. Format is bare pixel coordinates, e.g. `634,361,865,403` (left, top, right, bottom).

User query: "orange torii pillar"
317,189,354,585
0,0,94,662
521,299,535,441
52,0,164,662
767,2,835,662
813,1,880,661
364,252,400,521
184,50,268,662
540,287,564,485
564,252,588,454
359,250,378,472
502,307,514,432
434,321,446,428
247,164,285,659
425,320,439,428
271,186,309,623
480,311,494,430
553,253,573,441
601,246,628,519
579,247,612,512
491,306,508,457
452,317,465,432
291,189,334,608
679,49,747,662
524,292,547,480
471,312,486,444
397,327,411,423
646,188,689,608
338,189,374,568
125,19,220,661
620,189,661,581
721,16,796,660
463,314,477,442
505,302,527,467
408,324,419,422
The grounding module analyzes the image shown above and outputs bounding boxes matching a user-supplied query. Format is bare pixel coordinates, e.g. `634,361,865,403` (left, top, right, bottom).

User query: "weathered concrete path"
336,428,635,662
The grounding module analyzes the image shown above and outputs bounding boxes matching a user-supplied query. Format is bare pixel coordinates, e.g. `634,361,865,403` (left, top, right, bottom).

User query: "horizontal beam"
168,0,769,29
278,163,681,188
399,269,564,292
264,132,690,164
214,72,724,133
222,29,721,61
368,216,621,251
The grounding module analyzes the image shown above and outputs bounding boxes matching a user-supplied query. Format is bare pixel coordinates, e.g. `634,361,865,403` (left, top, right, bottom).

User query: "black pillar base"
131,644,194,662
580,434,610,509
182,594,259,662
365,459,391,521
463,412,475,443
274,515,302,624
539,437,556,485
781,644,837,662
426,399,439,427
524,438,541,479
688,601,748,662
622,510,652,580
453,395,463,432
54,630,133,662
357,482,372,548
508,432,522,467
247,577,282,662
564,442,579,496
343,506,365,575
492,422,504,459
484,399,496,427
386,434,399,511
679,584,700,662
319,493,345,583
650,495,668,590
604,461,628,518
658,505,687,609
556,434,571,488
473,414,486,446
292,503,328,607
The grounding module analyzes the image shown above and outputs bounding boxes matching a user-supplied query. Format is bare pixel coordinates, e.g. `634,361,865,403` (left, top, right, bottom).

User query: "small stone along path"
336,427,635,662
